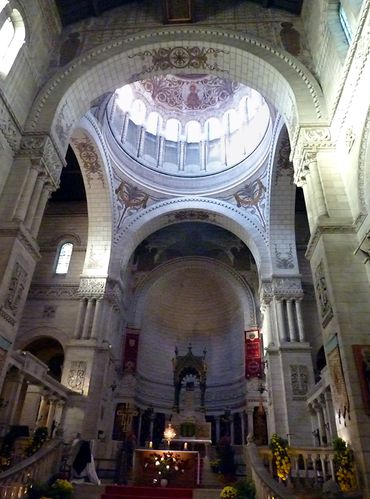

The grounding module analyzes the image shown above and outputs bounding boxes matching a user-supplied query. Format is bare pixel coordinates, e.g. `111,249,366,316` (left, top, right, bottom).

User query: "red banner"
245,330,261,378
123,328,140,373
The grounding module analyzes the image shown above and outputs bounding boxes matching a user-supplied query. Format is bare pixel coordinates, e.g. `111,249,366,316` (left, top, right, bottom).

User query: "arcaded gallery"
0,0,369,498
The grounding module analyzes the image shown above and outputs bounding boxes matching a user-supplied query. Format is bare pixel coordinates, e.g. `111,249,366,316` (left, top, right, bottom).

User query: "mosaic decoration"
129,46,229,80
123,328,140,374
314,261,333,327
138,74,239,112
67,361,87,392
290,364,309,398
4,262,28,316
115,180,149,228
326,335,350,423
234,179,267,230
55,101,73,146
275,244,294,269
169,210,210,222
71,134,104,186
352,345,370,416
275,134,293,184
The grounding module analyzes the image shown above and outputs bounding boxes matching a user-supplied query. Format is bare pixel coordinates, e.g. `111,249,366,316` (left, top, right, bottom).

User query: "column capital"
291,126,334,185
17,134,65,188
260,277,303,301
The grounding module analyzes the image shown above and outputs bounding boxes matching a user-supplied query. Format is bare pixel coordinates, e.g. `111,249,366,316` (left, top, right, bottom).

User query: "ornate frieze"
18,134,64,187
260,277,303,302
4,262,28,316
78,277,106,298
167,210,211,223
314,261,333,327
290,364,309,399
67,361,87,392
128,46,229,81
28,284,79,300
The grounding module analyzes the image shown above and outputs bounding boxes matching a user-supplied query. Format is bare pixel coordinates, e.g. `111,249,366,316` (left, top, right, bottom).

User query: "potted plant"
333,437,357,493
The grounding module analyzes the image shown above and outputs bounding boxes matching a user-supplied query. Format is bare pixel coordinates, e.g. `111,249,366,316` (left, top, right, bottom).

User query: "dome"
105,74,272,194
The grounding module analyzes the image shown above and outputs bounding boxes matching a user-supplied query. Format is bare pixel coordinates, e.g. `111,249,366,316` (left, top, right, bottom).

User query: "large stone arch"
111,197,273,280
25,27,327,156
70,114,113,276
268,117,299,274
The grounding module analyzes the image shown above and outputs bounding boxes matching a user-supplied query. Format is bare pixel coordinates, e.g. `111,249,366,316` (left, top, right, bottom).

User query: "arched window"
0,4,25,78
55,242,73,274
165,118,181,141
130,99,146,125
339,2,353,44
186,120,201,143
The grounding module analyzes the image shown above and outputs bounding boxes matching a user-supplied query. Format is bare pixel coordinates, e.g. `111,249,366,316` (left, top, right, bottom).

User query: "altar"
133,449,200,487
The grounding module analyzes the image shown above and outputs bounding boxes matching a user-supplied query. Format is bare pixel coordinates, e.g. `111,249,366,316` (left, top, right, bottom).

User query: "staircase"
101,485,193,499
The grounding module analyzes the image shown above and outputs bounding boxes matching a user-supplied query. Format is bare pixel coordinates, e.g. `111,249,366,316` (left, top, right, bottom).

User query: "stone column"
74,299,87,339
324,389,337,441
81,299,94,339
24,174,45,230
90,299,102,340
286,299,296,342
13,163,39,222
295,299,305,342
30,182,53,237
275,298,286,343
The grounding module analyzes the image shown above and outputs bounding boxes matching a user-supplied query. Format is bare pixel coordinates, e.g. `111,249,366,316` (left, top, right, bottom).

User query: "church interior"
0,0,369,497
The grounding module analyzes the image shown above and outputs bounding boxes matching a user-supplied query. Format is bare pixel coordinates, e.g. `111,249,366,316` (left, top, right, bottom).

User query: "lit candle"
184,442,188,450
149,441,153,448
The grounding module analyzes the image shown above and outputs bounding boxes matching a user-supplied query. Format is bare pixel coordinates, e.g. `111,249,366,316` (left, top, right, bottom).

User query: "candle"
149,441,153,448
184,442,188,450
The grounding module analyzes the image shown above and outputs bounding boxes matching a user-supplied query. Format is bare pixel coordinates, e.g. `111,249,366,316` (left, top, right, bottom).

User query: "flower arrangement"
145,451,185,479
220,485,238,498
27,478,73,499
270,433,291,481
25,427,49,457
333,437,357,492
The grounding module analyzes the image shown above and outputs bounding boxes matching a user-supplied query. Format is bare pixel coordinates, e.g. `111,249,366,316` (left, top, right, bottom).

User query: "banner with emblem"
123,328,140,373
245,329,261,378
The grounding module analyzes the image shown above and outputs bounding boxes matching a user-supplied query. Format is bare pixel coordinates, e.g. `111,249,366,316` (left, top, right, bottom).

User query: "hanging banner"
123,328,140,373
245,329,261,378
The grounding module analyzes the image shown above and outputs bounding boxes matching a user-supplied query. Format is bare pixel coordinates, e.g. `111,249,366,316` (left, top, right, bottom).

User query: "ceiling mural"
136,75,240,113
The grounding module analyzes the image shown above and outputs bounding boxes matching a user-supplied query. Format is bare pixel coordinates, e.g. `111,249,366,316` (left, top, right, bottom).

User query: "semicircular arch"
111,197,272,280
26,27,327,157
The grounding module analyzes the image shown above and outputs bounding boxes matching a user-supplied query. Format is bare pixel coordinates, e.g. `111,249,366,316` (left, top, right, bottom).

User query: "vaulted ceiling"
55,0,303,27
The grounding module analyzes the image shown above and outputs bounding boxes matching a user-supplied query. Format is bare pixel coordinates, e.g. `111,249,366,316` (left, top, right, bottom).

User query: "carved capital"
291,126,333,185
78,276,106,298
270,277,303,300
18,134,65,187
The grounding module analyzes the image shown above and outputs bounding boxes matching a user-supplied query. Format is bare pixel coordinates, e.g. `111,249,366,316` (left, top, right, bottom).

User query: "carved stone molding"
67,360,87,392
0,225,41,261
290,364,309,399
28,284,79,300
260,276,303,302
0,98,21,151
78,277,106,298
314,261,333,328
18,134,65,187
291,127,333,185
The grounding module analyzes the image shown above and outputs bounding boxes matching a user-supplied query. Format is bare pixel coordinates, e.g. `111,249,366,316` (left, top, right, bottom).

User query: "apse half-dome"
105,74,272,194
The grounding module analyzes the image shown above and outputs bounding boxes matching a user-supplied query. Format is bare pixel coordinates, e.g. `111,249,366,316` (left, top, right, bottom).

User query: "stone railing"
245,442,298,499
251,444,363,498
0,438,63,497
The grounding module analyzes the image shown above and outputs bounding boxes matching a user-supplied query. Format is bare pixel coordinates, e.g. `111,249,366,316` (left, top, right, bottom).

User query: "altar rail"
246,442,298,499
0,438,63,497
246,443,363,498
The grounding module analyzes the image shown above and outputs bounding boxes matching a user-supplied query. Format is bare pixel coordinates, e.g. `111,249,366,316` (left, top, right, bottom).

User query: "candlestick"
184,442,188,450
149,441,153,448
